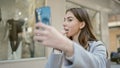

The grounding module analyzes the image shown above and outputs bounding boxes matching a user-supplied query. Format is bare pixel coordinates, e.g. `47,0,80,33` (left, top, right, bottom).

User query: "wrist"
65,55,74,62
62,40,74,57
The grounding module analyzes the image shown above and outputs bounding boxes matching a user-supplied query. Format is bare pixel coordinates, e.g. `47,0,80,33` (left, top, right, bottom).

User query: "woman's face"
63,11,81,38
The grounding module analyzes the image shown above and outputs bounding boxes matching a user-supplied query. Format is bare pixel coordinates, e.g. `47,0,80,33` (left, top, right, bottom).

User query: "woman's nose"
63,21,68,27
63,22,66,27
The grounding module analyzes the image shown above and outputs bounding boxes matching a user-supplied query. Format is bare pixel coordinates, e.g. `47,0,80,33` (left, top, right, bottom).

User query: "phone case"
35,6,51,25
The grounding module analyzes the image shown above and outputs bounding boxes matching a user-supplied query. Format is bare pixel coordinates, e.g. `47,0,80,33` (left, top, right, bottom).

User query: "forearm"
60,38,74,57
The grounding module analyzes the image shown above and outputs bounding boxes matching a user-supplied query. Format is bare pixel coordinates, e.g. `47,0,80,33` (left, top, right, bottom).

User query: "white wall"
66,0,111,12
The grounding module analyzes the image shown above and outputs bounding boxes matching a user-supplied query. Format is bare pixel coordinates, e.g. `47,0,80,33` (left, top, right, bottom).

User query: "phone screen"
35,6,51,25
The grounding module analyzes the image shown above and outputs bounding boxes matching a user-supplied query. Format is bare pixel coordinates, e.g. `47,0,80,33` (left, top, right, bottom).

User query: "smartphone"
35,6,51,25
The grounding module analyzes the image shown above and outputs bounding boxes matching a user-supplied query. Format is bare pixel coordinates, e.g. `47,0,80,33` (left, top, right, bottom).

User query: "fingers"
34,29,47,36
33,35,46,42
34,28,47,38
34,22,50,36
34,25,49,43
35,22,50,30
34,22,51,43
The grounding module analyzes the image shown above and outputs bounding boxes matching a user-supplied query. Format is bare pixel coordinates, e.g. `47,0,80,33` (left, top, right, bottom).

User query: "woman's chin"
66,35,71,38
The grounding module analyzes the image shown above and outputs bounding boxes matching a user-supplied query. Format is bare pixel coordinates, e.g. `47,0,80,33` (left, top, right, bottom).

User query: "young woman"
34,8,107,68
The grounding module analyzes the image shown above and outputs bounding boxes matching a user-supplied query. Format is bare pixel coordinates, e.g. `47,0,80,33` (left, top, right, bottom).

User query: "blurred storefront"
108,0,120,53
0,0,120,68
108,14,120,53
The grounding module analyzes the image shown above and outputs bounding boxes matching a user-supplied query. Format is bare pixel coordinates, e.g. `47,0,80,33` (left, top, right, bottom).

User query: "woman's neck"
72,31,80,44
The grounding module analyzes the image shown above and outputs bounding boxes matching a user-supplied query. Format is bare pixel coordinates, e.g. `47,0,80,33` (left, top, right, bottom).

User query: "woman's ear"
79,21,85,29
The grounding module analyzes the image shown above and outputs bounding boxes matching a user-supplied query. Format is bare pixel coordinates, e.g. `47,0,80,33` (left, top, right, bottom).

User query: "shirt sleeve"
64,41,107,68
45,50,64,68
65,54,74,62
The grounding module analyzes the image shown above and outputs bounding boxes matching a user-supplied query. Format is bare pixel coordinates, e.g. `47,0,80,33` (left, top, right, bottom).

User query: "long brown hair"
66,8,97,48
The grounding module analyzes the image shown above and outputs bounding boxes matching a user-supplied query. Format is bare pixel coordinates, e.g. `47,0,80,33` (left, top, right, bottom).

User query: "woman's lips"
63,27,69,35
64,28,69,34
65,29,69,31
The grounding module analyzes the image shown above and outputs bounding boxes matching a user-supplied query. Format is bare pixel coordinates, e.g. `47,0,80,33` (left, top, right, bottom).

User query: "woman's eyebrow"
64,16,74,20
67,16,74,19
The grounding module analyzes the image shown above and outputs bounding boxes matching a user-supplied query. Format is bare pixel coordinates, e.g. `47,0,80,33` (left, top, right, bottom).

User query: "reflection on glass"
0,0,45,61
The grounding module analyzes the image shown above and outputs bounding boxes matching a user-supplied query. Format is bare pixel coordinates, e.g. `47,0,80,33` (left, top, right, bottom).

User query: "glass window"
117,35,120,48
0,0,46,61
15,0,46,58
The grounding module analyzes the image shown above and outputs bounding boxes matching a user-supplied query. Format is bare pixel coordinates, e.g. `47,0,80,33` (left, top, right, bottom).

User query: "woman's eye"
67,19,72,22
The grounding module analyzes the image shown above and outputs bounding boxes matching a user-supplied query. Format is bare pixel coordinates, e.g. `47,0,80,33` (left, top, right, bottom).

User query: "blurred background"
0,0,120,68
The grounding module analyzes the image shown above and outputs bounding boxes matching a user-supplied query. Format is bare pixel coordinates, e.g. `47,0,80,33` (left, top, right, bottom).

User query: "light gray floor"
111,62,120,68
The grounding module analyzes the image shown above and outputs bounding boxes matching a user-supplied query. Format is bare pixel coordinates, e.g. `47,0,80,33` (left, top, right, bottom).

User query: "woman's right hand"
33,22,74,56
